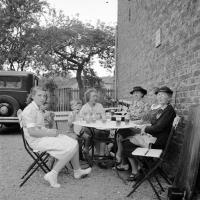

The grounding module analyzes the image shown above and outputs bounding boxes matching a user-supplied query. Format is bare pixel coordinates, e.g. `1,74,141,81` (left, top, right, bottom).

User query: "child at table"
68,99,83,137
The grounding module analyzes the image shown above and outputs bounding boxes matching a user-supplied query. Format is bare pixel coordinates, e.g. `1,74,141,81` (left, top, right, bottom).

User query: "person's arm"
144,106,176,136
68,112,75,128
98,103,106,118
28,127,58,138
79,104,87,119
22,107,58,138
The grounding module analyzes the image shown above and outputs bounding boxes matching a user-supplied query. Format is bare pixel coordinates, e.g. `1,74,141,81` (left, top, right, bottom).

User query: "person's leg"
70,145,92,179
45,143,78,188
128,157,138,174
117,139,137,171
81,127,92,154
116,134,123,162
82,133,91,153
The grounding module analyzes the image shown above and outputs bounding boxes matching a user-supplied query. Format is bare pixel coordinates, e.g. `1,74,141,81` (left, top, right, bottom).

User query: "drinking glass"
116,115,121,126
106,112,111,121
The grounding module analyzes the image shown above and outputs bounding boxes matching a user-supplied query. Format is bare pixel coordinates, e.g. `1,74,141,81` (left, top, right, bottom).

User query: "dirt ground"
0,129,169,200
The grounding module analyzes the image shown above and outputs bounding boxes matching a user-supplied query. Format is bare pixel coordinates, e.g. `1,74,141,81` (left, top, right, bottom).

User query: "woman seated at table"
21,86,92,188
79,88,109,167
122,86,176,181
115,86,149,168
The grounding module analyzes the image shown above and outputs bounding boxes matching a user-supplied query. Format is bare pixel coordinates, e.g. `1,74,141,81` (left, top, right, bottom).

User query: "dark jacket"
145,104,176,148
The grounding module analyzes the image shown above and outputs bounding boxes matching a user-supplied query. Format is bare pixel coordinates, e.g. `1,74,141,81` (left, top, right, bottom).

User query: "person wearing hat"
122,86,176,181
115,86,149,170
129,86,148,120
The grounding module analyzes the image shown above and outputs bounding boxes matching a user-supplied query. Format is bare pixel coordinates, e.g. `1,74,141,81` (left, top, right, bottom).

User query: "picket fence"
52,87,114,111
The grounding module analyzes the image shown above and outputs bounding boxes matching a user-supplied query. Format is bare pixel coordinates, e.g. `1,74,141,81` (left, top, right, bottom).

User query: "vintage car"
0,71,38,126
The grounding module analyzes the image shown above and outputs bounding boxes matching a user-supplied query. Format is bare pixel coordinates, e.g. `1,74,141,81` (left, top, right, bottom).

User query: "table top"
73,120,146,130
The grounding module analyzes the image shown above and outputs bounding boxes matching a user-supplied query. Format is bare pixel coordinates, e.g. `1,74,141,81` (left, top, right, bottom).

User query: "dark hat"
130,86,147,95
156,86,173,95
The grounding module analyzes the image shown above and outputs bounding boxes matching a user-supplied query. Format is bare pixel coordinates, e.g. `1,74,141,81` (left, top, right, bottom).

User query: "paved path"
0,130,168,200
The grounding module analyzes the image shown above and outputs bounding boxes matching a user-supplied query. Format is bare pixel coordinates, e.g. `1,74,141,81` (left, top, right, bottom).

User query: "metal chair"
17,110,51,187
127,116,181,200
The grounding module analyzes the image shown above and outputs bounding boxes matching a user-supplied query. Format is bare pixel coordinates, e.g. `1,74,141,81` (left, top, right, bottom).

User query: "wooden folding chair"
127,116,181,200
17,110,51,187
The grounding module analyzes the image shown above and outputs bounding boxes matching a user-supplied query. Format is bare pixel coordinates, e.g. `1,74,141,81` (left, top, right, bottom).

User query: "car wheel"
0,95,20,117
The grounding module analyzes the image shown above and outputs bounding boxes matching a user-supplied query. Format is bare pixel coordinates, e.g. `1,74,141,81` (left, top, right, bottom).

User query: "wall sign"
155,28,161,47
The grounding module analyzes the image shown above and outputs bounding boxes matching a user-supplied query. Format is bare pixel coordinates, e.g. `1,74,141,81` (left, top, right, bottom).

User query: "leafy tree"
35,12,115,100
0,0,48,70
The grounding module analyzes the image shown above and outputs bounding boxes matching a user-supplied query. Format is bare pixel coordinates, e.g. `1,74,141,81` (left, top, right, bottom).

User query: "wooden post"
173,105,200,200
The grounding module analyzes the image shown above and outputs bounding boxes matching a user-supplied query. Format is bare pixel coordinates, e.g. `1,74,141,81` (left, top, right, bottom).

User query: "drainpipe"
114,25,118,101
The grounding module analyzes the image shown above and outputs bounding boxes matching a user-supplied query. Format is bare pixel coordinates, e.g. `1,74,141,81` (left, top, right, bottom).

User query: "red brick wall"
116,0,200,176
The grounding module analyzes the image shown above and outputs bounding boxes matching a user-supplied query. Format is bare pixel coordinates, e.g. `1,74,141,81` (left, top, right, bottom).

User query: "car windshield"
0,76,22,88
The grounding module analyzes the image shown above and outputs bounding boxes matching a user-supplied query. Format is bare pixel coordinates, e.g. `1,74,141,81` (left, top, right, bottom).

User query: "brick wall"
116,0,200,176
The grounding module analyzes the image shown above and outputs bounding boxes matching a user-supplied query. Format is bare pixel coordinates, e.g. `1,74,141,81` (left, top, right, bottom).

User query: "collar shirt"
21,101,45,146
79,102,105,119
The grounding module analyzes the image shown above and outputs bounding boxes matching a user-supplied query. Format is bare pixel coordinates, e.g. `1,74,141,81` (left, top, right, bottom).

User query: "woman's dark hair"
84,88,97,102
26,86,47,105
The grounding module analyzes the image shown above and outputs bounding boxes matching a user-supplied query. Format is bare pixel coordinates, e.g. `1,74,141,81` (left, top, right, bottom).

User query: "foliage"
33,12,115,100
0,1,115,102
0,0,48,70
39,76,58,110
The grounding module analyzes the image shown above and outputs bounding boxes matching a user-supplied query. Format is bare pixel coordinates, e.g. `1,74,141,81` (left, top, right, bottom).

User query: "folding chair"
127,116,181,200
17,110,51,187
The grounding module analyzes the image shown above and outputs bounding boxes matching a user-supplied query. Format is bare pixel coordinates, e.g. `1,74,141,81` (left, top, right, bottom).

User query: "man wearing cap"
122,86,176,181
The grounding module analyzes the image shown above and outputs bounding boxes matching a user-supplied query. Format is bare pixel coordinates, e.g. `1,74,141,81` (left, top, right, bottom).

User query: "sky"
47,0,117,77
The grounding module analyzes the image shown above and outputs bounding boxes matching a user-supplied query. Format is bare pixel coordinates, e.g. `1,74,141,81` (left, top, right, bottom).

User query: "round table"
73,119,145,130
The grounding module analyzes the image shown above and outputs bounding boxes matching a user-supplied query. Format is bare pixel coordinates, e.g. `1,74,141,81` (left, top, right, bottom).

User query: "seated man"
22,86,92,188
122,86,176,181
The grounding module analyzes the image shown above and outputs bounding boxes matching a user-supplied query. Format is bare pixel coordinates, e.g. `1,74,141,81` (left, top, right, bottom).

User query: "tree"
35,12,115,100
0,0,48,70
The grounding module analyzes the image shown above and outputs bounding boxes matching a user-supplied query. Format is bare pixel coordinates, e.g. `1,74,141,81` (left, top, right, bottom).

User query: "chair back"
17,109,35,153
17,109,23,128
161,115,181,158
54,111,70,132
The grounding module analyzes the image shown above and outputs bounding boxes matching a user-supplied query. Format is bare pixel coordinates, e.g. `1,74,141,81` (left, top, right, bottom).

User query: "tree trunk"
76,68,84,102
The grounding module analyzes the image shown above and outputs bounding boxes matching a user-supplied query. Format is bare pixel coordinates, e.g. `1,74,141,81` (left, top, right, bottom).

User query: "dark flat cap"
130,86,147,95
156,86,173,95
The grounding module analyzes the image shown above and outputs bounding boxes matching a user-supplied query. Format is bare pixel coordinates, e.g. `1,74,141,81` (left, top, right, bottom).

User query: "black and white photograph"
1,0,200,199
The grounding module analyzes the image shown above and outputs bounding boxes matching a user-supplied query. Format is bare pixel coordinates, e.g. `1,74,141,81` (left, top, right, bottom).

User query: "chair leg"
127,161,161,197
21,160,38,179
158,167,172,185
34,153,50,173
154,174,165,192
147,178,162,200
20,164,40,187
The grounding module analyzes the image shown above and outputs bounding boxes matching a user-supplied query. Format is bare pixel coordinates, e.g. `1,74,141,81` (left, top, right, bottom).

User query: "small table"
73,120,144,130
73,120,145,181
73,120,144,162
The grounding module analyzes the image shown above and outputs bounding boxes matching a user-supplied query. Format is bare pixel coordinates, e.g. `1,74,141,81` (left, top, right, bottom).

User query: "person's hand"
140,124,147,135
